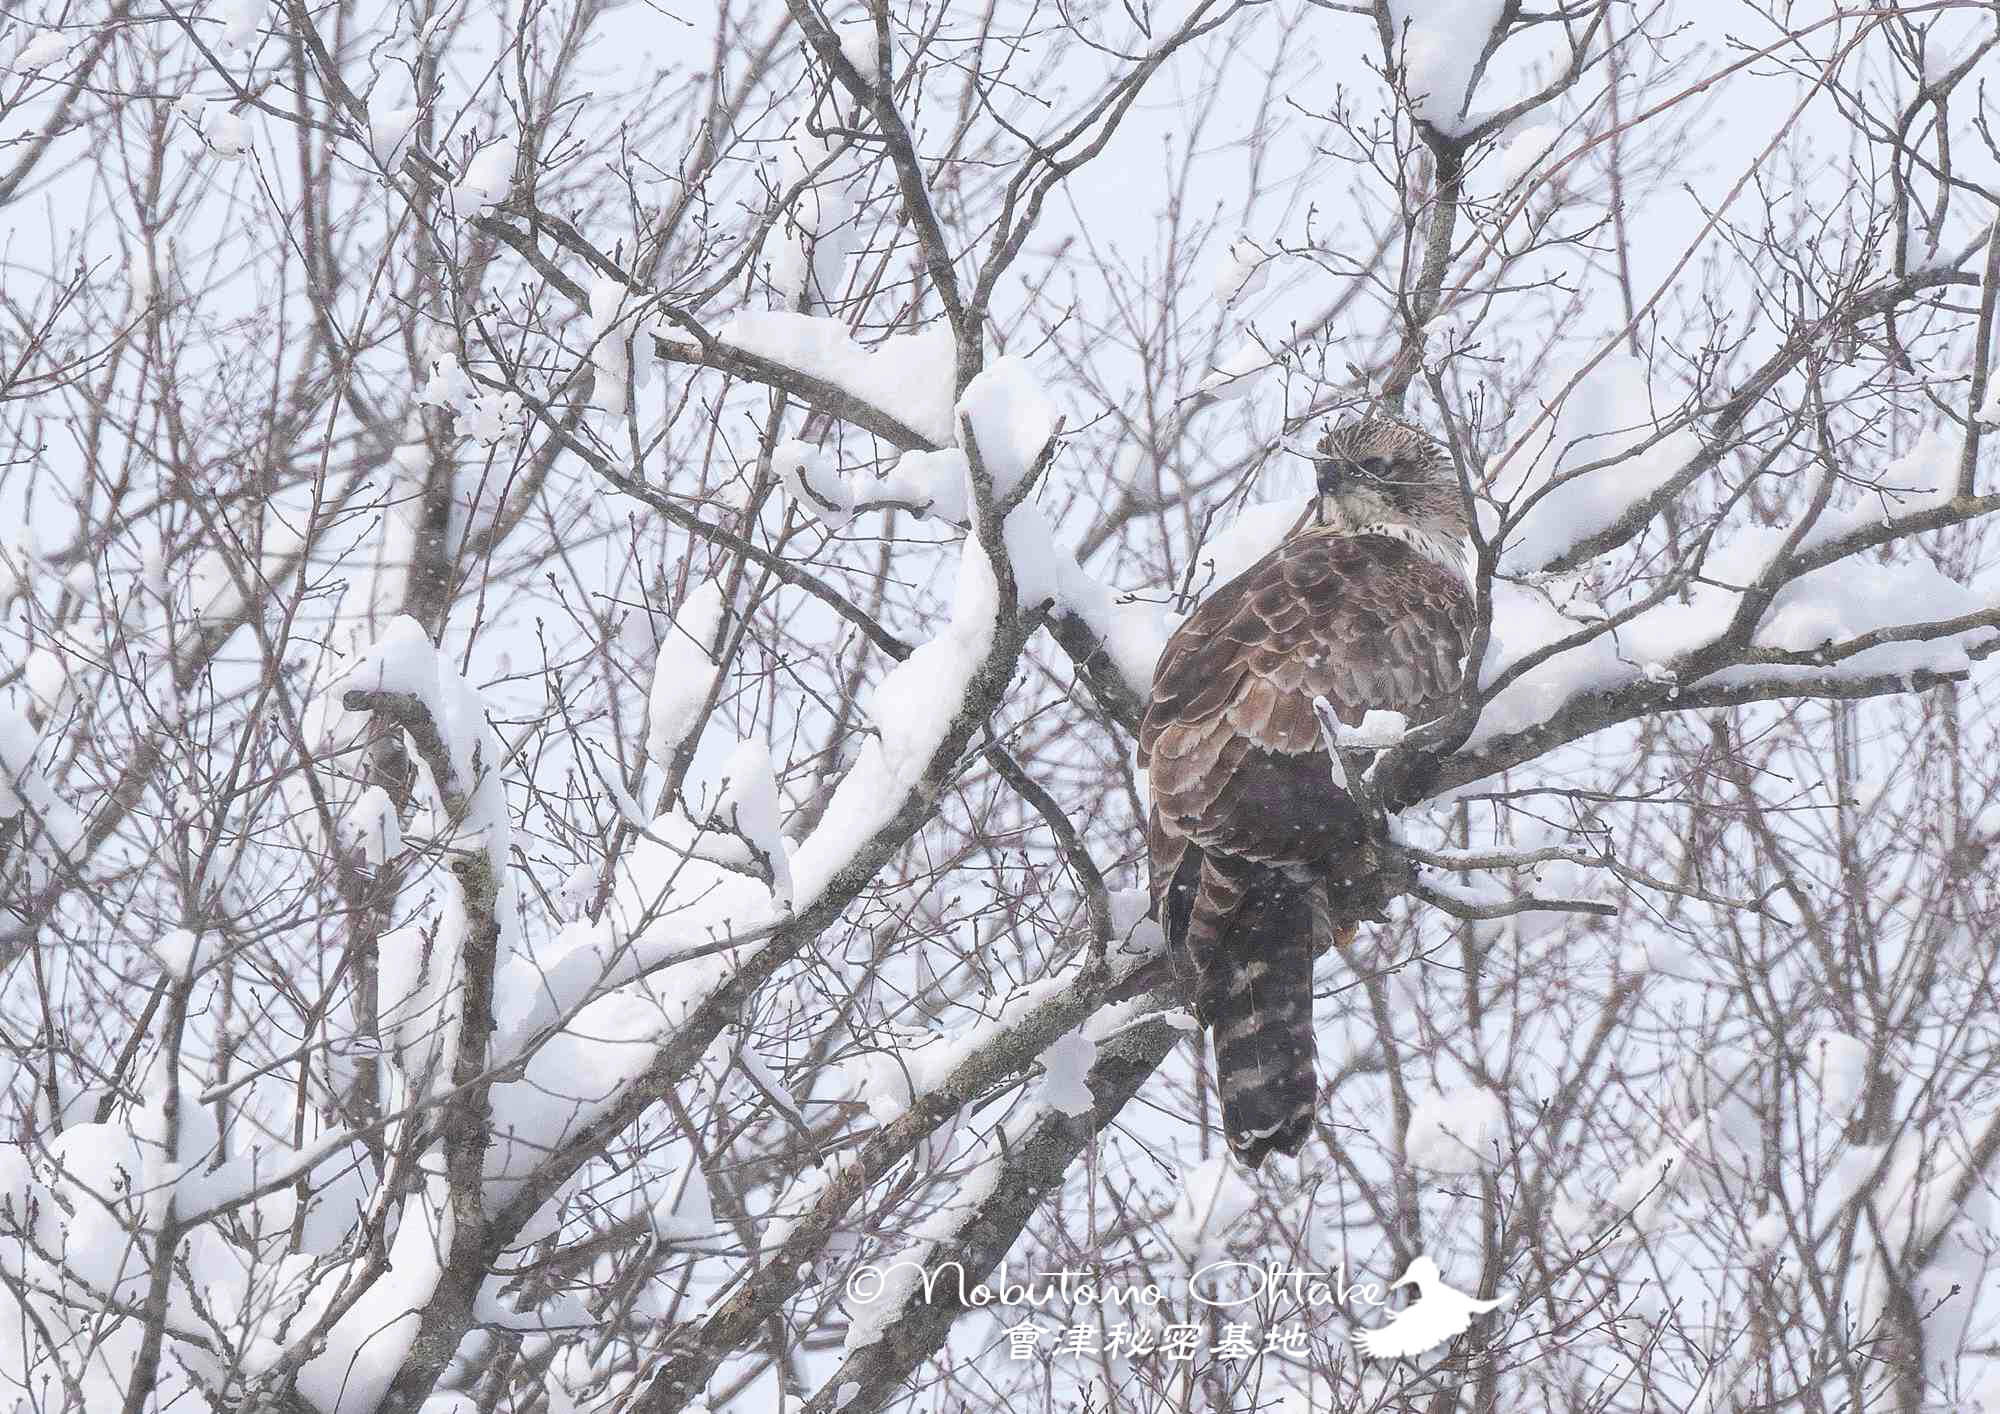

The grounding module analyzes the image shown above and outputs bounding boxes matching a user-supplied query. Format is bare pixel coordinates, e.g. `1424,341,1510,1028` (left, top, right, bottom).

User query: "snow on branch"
1382,0,1509,136
459,390,1088,1305
797,1007,1186,1414
337,616,504,833
652,312,954,450
319,614,521,1408
629,302,1162,734
1540,239,1997,575
782,0,970,361
627,905,1167,1412
708,738,793,905
0,700,85,940
646,579,730,765
1445,550,2000,784
1485,355,1704,575
1412,875,1616,922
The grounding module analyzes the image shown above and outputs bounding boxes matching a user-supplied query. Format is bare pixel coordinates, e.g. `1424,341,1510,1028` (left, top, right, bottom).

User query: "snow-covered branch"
12,0,2000,1410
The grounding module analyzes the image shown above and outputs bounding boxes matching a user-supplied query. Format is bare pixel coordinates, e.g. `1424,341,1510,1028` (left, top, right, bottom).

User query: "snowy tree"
3,1,2000,1412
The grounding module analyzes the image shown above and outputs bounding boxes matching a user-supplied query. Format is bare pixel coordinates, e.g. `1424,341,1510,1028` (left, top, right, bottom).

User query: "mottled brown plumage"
1140,416,1475,1167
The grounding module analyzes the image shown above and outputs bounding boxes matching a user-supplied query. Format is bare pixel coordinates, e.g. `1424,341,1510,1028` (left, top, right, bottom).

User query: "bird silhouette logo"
1351,1256,1506,1359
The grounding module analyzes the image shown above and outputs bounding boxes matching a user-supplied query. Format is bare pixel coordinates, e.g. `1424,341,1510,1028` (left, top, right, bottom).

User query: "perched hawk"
1139,416,1475,1166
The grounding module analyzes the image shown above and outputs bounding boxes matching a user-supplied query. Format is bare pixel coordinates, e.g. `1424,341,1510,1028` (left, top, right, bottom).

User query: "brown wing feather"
1141,533,1470,759
1141,531,1473,920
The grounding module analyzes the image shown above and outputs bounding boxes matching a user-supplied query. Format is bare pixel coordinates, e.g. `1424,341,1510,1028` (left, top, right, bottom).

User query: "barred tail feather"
1190,863,1318,1168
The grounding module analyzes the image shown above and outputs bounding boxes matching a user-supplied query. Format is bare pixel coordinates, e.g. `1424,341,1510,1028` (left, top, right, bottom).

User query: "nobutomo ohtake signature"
843,1255,1508,1356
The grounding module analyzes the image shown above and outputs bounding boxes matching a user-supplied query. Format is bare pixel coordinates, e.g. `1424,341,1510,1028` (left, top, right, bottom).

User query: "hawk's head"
1309,416,1469,557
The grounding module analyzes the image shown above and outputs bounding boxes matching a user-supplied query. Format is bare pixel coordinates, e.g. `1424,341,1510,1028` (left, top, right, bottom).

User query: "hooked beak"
1314,462,1343,527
